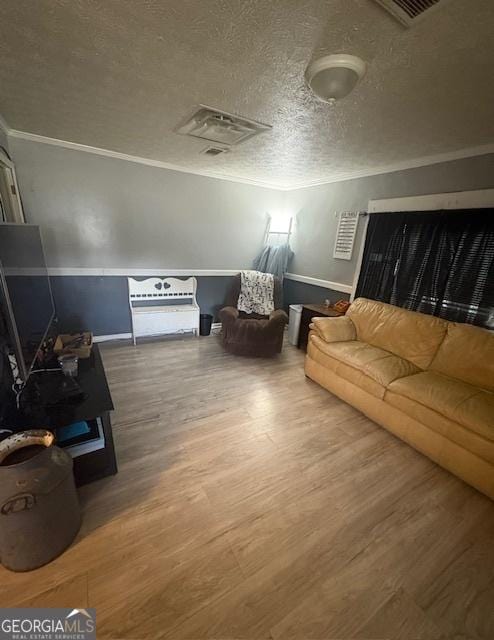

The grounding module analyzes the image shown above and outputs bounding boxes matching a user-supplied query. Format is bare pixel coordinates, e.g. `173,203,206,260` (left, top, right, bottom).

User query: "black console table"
18,344,118,487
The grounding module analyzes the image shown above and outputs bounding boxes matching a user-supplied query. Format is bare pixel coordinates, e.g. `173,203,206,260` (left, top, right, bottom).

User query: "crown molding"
8,129,282,190
6,128,494,192
283,143,494,190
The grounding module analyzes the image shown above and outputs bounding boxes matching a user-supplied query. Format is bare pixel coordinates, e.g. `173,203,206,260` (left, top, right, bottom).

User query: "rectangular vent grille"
333,212,359,261
177,105,271,146
201,146,229,156
374,0,447,27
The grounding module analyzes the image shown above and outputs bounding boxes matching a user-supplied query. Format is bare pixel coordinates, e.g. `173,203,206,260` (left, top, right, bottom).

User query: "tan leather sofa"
305,298,494,500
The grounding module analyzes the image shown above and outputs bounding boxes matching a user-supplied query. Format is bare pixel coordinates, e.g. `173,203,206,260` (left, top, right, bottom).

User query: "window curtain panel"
356,209,494,328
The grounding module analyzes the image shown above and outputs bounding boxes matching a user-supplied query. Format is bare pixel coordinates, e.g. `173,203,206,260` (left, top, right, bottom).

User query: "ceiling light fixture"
305,54,367,104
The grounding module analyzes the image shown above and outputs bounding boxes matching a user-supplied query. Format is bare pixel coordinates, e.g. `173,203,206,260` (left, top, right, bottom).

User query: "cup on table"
57,354,79,377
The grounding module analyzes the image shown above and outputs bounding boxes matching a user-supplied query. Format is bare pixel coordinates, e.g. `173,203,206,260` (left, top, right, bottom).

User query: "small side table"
297,304,343,351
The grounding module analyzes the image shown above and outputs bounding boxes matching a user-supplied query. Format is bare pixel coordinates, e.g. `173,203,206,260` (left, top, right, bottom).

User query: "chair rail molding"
46,268,241,277
45,267,353,295
284,273,352,294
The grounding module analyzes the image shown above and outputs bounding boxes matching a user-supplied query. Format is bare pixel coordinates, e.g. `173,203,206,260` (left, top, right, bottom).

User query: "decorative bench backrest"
128,277,198,305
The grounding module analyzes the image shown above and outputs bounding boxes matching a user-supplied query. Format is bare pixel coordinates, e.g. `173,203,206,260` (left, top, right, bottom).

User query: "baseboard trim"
94,327,223,342
284,273,352,294
93,333,132,343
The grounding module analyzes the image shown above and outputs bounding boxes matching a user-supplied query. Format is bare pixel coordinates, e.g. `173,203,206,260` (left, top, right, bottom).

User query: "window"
356,210,494,329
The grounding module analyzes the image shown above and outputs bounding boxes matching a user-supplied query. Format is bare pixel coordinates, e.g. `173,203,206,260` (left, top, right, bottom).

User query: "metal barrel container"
0,430,81,572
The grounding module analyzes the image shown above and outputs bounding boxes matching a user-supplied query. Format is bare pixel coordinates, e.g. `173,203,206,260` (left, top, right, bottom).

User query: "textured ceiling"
1,0,494,187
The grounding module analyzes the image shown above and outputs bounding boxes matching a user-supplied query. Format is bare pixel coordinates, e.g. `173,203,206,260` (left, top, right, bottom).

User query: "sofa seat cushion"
314,338,420,387
308,336,384,399
385,390,494,465
309,336,420,399
388,371,494,442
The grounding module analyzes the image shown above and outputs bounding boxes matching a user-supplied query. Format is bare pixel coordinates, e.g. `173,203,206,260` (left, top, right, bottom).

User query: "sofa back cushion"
430,322,494,392
347,298,448,369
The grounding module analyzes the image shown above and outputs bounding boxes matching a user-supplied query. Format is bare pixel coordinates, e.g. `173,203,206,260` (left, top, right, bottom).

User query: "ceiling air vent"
176,105,271,146
201,146,229,157
374,0,450,27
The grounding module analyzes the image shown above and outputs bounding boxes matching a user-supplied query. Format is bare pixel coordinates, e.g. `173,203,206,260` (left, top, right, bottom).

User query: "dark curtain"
356,209,494,328
355,212,405,303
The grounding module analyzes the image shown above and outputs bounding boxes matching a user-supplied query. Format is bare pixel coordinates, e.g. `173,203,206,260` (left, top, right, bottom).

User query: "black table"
18,344,118,486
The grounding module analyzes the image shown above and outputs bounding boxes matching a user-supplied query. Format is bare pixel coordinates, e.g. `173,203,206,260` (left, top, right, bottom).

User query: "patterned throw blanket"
237,270,274,316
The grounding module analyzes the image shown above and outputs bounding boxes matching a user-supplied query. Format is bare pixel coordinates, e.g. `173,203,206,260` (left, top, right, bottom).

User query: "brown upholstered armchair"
219,274,288,356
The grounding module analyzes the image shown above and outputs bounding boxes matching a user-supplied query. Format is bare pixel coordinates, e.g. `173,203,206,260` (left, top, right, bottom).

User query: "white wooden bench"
128,277,200,345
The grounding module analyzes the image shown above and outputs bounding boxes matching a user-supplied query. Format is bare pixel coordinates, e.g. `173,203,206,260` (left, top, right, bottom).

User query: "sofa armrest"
269,309,289,326
219,306,239,325
311,316,356,343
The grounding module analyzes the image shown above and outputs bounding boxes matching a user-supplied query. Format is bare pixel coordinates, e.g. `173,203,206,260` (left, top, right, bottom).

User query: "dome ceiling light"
305,54,367,104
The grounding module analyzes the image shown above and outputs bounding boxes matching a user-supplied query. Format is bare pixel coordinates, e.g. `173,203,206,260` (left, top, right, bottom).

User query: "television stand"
29,371,85,407
18,344,118,487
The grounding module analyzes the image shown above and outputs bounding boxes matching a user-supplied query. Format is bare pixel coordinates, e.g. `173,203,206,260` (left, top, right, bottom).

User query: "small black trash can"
199,313,213,336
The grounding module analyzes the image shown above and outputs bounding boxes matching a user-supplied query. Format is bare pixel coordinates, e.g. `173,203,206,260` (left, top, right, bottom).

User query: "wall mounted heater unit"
374,0,451,27
176,106,271,146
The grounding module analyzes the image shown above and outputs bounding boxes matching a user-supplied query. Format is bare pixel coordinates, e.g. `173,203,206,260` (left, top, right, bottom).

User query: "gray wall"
8,135,494,335
8,137,283,334
9,137,282,269
12,137,493,284
51,275,233,334
283,279,349,310
289,154,494,287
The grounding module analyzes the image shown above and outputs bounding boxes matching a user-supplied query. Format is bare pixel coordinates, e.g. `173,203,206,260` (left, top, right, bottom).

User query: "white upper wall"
9,137,282,270
8,135,494,287
287,154,494,286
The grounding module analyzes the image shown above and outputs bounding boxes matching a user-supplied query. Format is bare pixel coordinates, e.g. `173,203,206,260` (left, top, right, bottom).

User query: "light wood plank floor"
2,335,493,639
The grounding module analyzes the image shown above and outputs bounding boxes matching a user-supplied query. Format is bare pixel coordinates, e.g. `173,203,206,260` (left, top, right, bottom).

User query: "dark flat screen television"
0,223,55,381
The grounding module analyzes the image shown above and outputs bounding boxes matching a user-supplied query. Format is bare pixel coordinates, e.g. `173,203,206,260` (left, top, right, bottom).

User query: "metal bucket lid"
0,430,54,467
0,430,73,499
